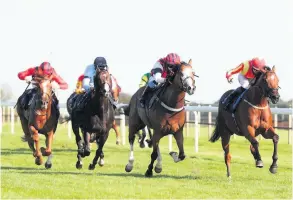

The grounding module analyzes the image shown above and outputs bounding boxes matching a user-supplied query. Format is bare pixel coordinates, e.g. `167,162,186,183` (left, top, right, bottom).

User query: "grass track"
1,123,292,199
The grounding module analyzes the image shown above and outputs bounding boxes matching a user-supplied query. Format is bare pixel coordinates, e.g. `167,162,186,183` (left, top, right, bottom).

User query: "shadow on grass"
1,148,76,156
2,166,200,179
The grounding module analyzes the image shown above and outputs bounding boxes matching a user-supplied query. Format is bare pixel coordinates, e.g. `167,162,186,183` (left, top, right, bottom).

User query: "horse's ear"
188,59,192,65
272,65,276,72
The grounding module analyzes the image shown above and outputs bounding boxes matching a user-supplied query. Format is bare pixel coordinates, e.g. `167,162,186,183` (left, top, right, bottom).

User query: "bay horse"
16,77,59,168
124,59,196,177
210,66,280,177
69,68,114,170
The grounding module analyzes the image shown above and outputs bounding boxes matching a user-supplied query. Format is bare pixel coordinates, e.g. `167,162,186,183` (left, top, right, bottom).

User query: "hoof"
146,140,153,148
116,141,120,145
269,165,278,174
76,161,83,169
45,162,52,169
98,159,105,167
145,170,153,177
256,160,264,168
139,142,145,148
35,156,43,165
88,163,95,170
125,164,133,172
84,147,90,157
154,166,162,173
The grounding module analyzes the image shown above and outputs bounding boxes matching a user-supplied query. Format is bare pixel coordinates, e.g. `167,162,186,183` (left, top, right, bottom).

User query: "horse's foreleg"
89,134,106,170
112,120,121,145
42,130,53,156
261,127,279,174
245,126,263,168
145,132,162,177
30,125,43,165
170,130,185,163
82,130,91,156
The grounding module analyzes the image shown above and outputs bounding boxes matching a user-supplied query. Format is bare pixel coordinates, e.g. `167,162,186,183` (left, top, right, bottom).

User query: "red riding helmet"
251,57,266,70
39,62,53,75
165,53,181,65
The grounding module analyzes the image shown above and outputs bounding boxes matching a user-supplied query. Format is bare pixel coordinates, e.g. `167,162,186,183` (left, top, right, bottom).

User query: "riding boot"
23,89,33,110
139,86,152,108
222,87,244,111
232,87,248,112
77,90,91,109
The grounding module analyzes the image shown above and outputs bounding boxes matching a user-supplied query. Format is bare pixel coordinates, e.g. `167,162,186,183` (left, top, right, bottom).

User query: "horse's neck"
160,84,185,108
248,86,268,106
91,91,110,118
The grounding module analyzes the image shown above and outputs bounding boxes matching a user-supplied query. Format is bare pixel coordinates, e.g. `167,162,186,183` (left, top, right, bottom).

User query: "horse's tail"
59,115,71,124
209,116,221,143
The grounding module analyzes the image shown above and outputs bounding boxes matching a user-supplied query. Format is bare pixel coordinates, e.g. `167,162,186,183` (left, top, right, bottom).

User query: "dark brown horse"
69,68,114,170
210,66,280,177
124,59,196,177
17,77,59,168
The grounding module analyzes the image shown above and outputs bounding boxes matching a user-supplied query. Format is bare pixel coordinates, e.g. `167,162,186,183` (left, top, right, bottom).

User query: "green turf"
1,123,292,199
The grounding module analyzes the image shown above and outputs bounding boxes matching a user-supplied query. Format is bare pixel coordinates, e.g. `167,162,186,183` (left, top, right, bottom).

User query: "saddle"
145,84,166,109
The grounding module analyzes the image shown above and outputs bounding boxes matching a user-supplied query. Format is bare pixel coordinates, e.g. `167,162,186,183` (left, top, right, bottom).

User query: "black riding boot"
77,91,91,110
222,87,245,111
139,86,152,108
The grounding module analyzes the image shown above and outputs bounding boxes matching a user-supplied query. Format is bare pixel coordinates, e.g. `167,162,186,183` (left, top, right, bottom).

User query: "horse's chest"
161,112,185,133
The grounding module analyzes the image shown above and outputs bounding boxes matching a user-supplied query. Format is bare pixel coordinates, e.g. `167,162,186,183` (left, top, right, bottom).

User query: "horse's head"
171,59,196,95
94,68,112,97
34,78,52,110
256,66,280,104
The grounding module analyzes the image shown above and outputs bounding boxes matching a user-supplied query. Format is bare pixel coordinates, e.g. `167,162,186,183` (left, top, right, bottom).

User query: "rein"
243,99,268,110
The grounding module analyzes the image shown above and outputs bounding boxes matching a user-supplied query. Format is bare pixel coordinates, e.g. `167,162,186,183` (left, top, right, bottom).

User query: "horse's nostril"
188,86,191,91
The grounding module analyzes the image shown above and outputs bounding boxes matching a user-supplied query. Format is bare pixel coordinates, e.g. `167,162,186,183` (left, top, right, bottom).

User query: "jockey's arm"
152,62,166,83
51,69,68,90
139,74,148,88
18,67,35,81
226,63,244,79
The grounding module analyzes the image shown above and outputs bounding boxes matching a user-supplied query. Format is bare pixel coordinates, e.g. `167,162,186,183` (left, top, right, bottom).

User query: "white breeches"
238,74,250,89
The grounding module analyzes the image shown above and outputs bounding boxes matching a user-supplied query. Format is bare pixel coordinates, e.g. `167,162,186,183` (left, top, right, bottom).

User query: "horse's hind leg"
112,120,121,145
221,131,232,178
146,127,153,148
72,122,83,169
82,129,91,157
261,127,279,174
170,129,185,163
139,127,147,148
19,116,35,152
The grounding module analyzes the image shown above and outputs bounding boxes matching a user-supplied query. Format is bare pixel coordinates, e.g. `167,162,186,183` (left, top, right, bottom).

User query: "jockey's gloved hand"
154,73,166,83
25,77,31,83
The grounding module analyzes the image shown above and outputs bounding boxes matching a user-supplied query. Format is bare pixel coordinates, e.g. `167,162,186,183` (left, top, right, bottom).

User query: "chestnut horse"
124,59,196,177
210,66,280,177
69,68,114,170
17,77,59,168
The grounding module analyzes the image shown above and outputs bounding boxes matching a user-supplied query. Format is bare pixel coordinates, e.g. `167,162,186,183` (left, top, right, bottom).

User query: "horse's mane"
252,66,272,86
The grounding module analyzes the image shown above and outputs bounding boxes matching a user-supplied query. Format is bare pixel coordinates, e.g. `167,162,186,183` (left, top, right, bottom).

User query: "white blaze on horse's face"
39,80,51,109
181,66,196,95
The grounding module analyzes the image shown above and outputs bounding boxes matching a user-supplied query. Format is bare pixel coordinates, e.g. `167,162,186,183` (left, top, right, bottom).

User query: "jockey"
139,72,151,88
139,53,181,108
17,61,68,109
222,57,266,111
78,57,120,108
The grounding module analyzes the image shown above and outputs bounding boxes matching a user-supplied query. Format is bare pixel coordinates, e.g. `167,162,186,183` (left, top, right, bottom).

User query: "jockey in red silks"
17,61,68,109
139,53,181,108
222,57,266,111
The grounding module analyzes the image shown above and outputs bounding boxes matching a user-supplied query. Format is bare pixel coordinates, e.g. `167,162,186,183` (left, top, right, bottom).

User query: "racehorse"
69,68,114,170
17,77,59,168
210,66,280,177
123,59,196,177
